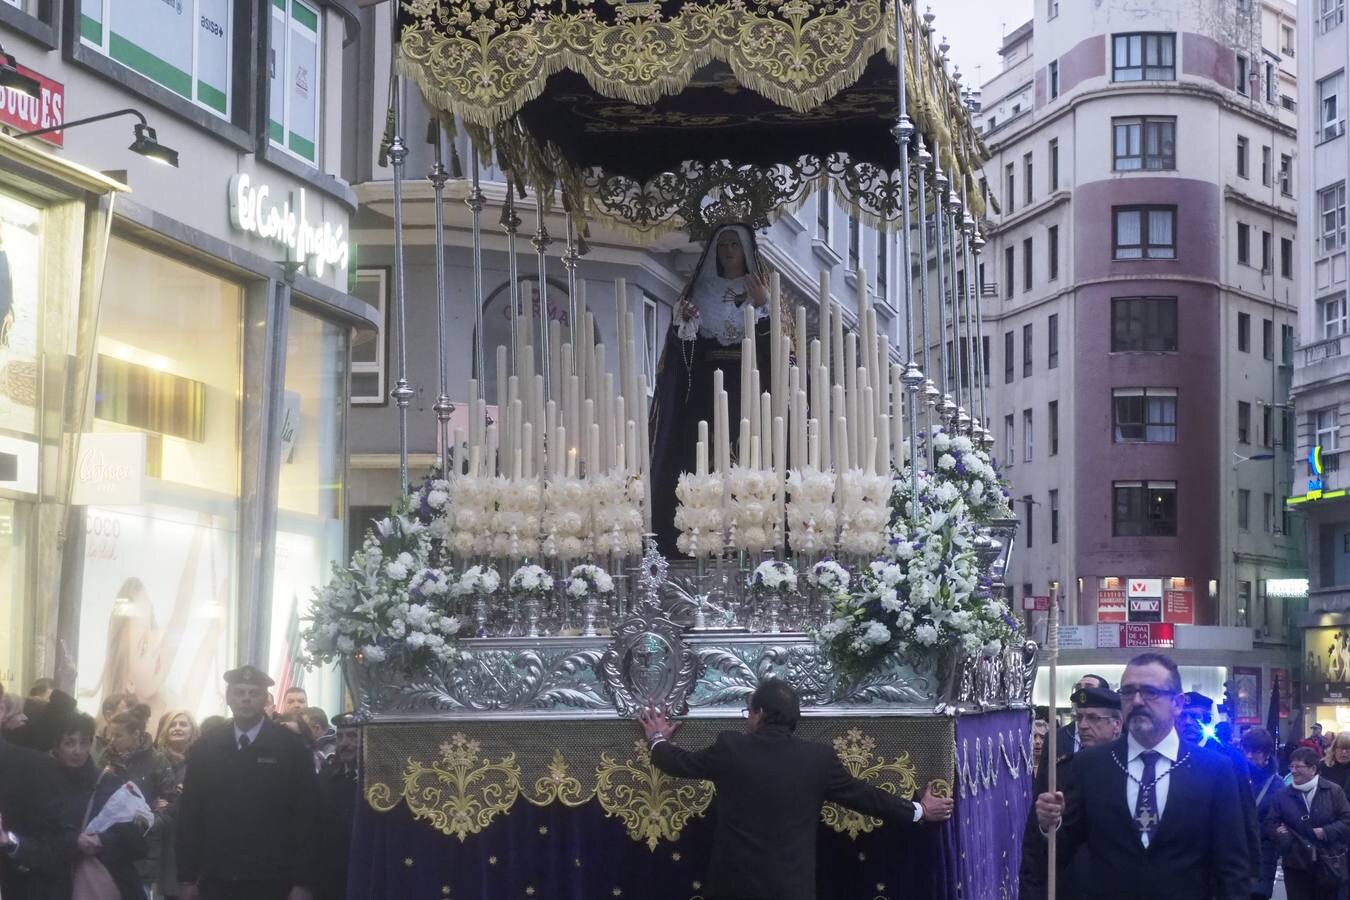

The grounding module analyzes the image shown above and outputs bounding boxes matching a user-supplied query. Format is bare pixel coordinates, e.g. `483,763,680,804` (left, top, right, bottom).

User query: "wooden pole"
1047,581,1061,899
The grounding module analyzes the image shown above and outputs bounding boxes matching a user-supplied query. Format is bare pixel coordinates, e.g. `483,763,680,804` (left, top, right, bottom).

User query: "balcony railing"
1304,335,1345,365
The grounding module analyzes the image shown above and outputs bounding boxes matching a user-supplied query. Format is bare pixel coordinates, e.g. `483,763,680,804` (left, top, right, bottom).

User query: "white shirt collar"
1127,726,1180,763
233,718,265,745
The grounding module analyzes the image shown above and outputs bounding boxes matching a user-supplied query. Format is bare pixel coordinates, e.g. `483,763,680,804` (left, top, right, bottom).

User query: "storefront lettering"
228,173,349,278
1,66,64,147
77,447,135,489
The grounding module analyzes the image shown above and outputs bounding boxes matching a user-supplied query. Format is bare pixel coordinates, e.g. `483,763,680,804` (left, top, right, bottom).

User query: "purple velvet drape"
950,710,1035,900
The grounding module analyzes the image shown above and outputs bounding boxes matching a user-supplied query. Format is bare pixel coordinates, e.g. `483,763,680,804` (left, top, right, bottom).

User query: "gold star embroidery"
489,856,499,865
574,858,583,868
857,852,867,861
671,851,682,862
525,889,535,897
692,881,702,890
403,858,414,867
441,889,451,897
538,825,549,835
876,884,886,892
612,889,623,897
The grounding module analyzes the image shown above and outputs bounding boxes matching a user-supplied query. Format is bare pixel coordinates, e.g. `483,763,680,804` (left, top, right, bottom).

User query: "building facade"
0,0,374,719
1293,0,1350,731
975,0,1304,707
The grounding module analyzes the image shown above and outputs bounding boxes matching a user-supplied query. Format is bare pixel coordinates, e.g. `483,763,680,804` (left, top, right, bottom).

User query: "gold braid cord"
820,729,919,840
399,0,891,127
595,739,717,851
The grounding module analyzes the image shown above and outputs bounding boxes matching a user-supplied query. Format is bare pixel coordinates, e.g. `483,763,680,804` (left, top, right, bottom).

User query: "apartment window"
268,0,323,164
1048,400,1059,455
1316,407,1340,451
1006,163,1016,214
1237,222,1250,265
1113,388,1178,443
1050,489,1060,544
1263,493,1272,532
1048,225,1059,281
1048,0,1059,17
1049,60,1060,99
1004,413,1015,462
1236,136,1249,179
1004,331,1015,384
848,215,860,270
1321,294,1349,338
1112,33,1175,81
1023,409,1034,462
1113,481,1178,536
1319,72,1346,141
643,295,659,387
1237,55,1250,95
80,0,237,119
1280,154,1293,195
1283,24,1295,53
1261,146,1271,186
1112,117,1176,171
1048,313,1059,368
1281,237,1293,278
983,336,991,387
1262,405,1274,448
1023,153,1034,206
1265,62,1275,104
1323,0,1346,32
1112,296,1178,351
1005,246,1015,299
1283,409,1294,448
816,197,832,242
1114,206,1176,259
1022,323,1033,378
1238,489,1251,531
1049,138,1059,191
1023,237,1033,291
876,233,888,299
1238,400,1252,443
1261,231,1272,273
1262,318,1273,360
1023,496,1035,548
1238,312,1251,352
1321,182,1347,252
1282,324,1294,365
351,269,388,403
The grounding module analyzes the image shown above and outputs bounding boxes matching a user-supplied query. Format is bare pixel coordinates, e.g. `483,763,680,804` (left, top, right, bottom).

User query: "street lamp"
14,107,179,167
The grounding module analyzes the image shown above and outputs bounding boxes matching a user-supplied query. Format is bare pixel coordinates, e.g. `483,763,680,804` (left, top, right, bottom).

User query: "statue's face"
716,232,746,276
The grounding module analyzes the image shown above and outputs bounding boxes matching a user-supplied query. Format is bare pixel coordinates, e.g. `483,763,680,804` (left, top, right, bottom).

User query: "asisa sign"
227,173,349,278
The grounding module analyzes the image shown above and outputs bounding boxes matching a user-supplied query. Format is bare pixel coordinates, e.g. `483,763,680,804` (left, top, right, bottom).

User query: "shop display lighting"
15,107,179,167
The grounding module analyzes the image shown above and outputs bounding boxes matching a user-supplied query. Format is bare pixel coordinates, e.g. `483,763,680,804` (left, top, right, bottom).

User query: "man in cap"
315,713,360,900
1020,684,1122,898
176,665,319,900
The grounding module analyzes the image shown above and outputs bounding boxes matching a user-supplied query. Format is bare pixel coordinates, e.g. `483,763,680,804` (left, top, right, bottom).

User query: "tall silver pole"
972,228,992,450
894,0,923,525
429,123,454,476
388,77,414,495
961,214,981,436
468,155,487,394
932,163,954,430
564,212,581,352
502,181,522,377
944,183,965,429
916,142,937,469
532,204,552,393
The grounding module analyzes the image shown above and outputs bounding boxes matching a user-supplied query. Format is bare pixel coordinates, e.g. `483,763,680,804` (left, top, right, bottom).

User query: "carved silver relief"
597,610,702,718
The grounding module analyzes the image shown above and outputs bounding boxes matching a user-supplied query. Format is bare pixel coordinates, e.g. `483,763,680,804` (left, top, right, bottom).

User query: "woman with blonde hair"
1323,730,1350,795
153,709,197,899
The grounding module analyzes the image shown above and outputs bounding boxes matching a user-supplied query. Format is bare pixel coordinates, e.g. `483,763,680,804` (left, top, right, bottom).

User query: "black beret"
1182,691,1214,711
331,712,359,729
1071,685,1121,710
223,665,274,688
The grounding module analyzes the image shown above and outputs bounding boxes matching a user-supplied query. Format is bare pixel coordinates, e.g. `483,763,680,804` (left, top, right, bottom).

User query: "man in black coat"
637,679,954,900
1033,652,1250,900
177,665,320,900
0,732,67,900
315,713,360,900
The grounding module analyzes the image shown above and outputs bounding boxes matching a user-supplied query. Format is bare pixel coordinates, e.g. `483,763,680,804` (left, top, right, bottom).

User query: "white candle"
740,417,752,466
759,392,773,470
523,423,534,479
696,439,708,477
773,415,787,547
750,435,761,471
513,447,523,481
588,423,601,478
808,419,820,470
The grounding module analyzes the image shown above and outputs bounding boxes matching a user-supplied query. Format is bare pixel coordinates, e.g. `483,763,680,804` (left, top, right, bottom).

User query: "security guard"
1019,684,1123,899
315,713,360,900
176,665,319,900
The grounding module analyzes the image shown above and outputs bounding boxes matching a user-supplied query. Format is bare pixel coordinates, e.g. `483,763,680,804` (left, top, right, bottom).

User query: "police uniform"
176,666,320,900
315,714,359,900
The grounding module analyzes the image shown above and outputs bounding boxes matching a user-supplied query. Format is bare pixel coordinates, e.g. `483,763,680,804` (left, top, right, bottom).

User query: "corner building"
976,0,1304,708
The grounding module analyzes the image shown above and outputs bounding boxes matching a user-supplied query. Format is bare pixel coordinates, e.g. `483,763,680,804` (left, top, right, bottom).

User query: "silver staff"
388,76,414,495
893,0,923,525
429,121,453,476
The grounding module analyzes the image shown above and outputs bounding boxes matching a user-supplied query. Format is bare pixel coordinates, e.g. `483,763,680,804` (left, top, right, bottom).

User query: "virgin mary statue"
649,224,770,556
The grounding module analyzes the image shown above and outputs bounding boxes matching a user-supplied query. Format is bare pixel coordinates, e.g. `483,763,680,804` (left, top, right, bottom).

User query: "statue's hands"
746,270,770,307
637,703,681,743
675,298,698,323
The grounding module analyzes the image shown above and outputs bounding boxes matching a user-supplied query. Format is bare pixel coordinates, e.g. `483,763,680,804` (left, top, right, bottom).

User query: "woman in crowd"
1241,727,1283,900
1325,731,1350,795
49,710,149,900
153,709,198,900
101,703,178,897
1270,746,1350,900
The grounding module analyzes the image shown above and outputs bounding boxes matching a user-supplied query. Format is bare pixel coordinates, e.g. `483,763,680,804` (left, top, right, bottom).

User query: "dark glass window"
1112,117,1176,171
1114,206,1176,259
1112,33,1176,81
1113,481,1178,536
1111,297,1178,351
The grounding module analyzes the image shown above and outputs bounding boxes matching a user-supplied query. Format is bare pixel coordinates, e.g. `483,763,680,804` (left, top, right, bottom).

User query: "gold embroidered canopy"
397,0,988,234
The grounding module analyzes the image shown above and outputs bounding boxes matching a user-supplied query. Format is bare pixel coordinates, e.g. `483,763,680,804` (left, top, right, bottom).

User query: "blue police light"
1199,722,1219,745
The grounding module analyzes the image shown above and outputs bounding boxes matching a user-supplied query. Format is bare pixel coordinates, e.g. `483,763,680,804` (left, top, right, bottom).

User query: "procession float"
311,2,1037,897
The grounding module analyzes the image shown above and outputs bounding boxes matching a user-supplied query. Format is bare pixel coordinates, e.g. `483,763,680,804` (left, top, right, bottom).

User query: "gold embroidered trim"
595,739,716,850
821,728,919,840
402,733,523,841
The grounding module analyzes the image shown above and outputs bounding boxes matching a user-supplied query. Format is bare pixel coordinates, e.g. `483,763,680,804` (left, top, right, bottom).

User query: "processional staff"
1046,582,1060,899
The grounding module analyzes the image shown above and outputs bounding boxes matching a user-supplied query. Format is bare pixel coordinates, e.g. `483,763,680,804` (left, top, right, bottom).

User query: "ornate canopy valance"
397,0,988,234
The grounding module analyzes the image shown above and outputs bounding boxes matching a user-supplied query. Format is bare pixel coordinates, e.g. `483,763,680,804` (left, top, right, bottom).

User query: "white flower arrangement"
542,477,591,561
566,563,615,600
726,466,780,553
509,563,554,596
455,564,501,598
674,472,725,558
837,469,893,557
751,559,797,595
808,559,851,595
589,470,645,559
446,475,500,558
491,477,543,558
786,468,837,553
929,428,1014,523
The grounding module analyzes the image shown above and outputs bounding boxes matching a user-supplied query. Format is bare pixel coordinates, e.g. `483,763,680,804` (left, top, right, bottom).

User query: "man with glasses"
1032,652,1249,900
1021,685,1121,898
637,678,953,900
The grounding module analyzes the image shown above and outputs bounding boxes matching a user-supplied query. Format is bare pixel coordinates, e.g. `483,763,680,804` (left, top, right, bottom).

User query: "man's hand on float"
637,704,681,744
919,785,954,823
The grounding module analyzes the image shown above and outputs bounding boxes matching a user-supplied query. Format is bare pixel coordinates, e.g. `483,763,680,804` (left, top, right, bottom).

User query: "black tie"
238,733,251,751
1134,750,1161,844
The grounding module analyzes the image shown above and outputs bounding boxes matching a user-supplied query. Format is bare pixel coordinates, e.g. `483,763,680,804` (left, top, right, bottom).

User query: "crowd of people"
1022,653,1350,900
0,667,358,900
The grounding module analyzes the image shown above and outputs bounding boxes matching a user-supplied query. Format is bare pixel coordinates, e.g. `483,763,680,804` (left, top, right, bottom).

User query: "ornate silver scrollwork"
597,610,701,718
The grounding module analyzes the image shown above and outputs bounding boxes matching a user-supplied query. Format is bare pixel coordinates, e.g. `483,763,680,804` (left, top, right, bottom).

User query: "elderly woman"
1324,731,1350,794
153,709,198,900
1242,727,1283,900
100,703,177,897
1270,746,1350,900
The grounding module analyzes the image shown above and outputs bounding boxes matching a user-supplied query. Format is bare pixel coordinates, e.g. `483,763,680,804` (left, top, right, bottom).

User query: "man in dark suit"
637,679,953,900
1178,690,1261,889
0,730,67,900
1033,652,1250,900
177,665,320,900
315,713,360,900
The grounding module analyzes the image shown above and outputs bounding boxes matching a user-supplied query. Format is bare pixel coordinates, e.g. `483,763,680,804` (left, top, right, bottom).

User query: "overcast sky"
932,0,1035,92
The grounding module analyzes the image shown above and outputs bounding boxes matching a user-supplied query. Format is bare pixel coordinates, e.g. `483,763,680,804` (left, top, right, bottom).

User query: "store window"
0,499,31,696
75,238,242,725
270,306,348,713
350,268,388,405
0,193,41,438
80,0,234,117
269,0,323,165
